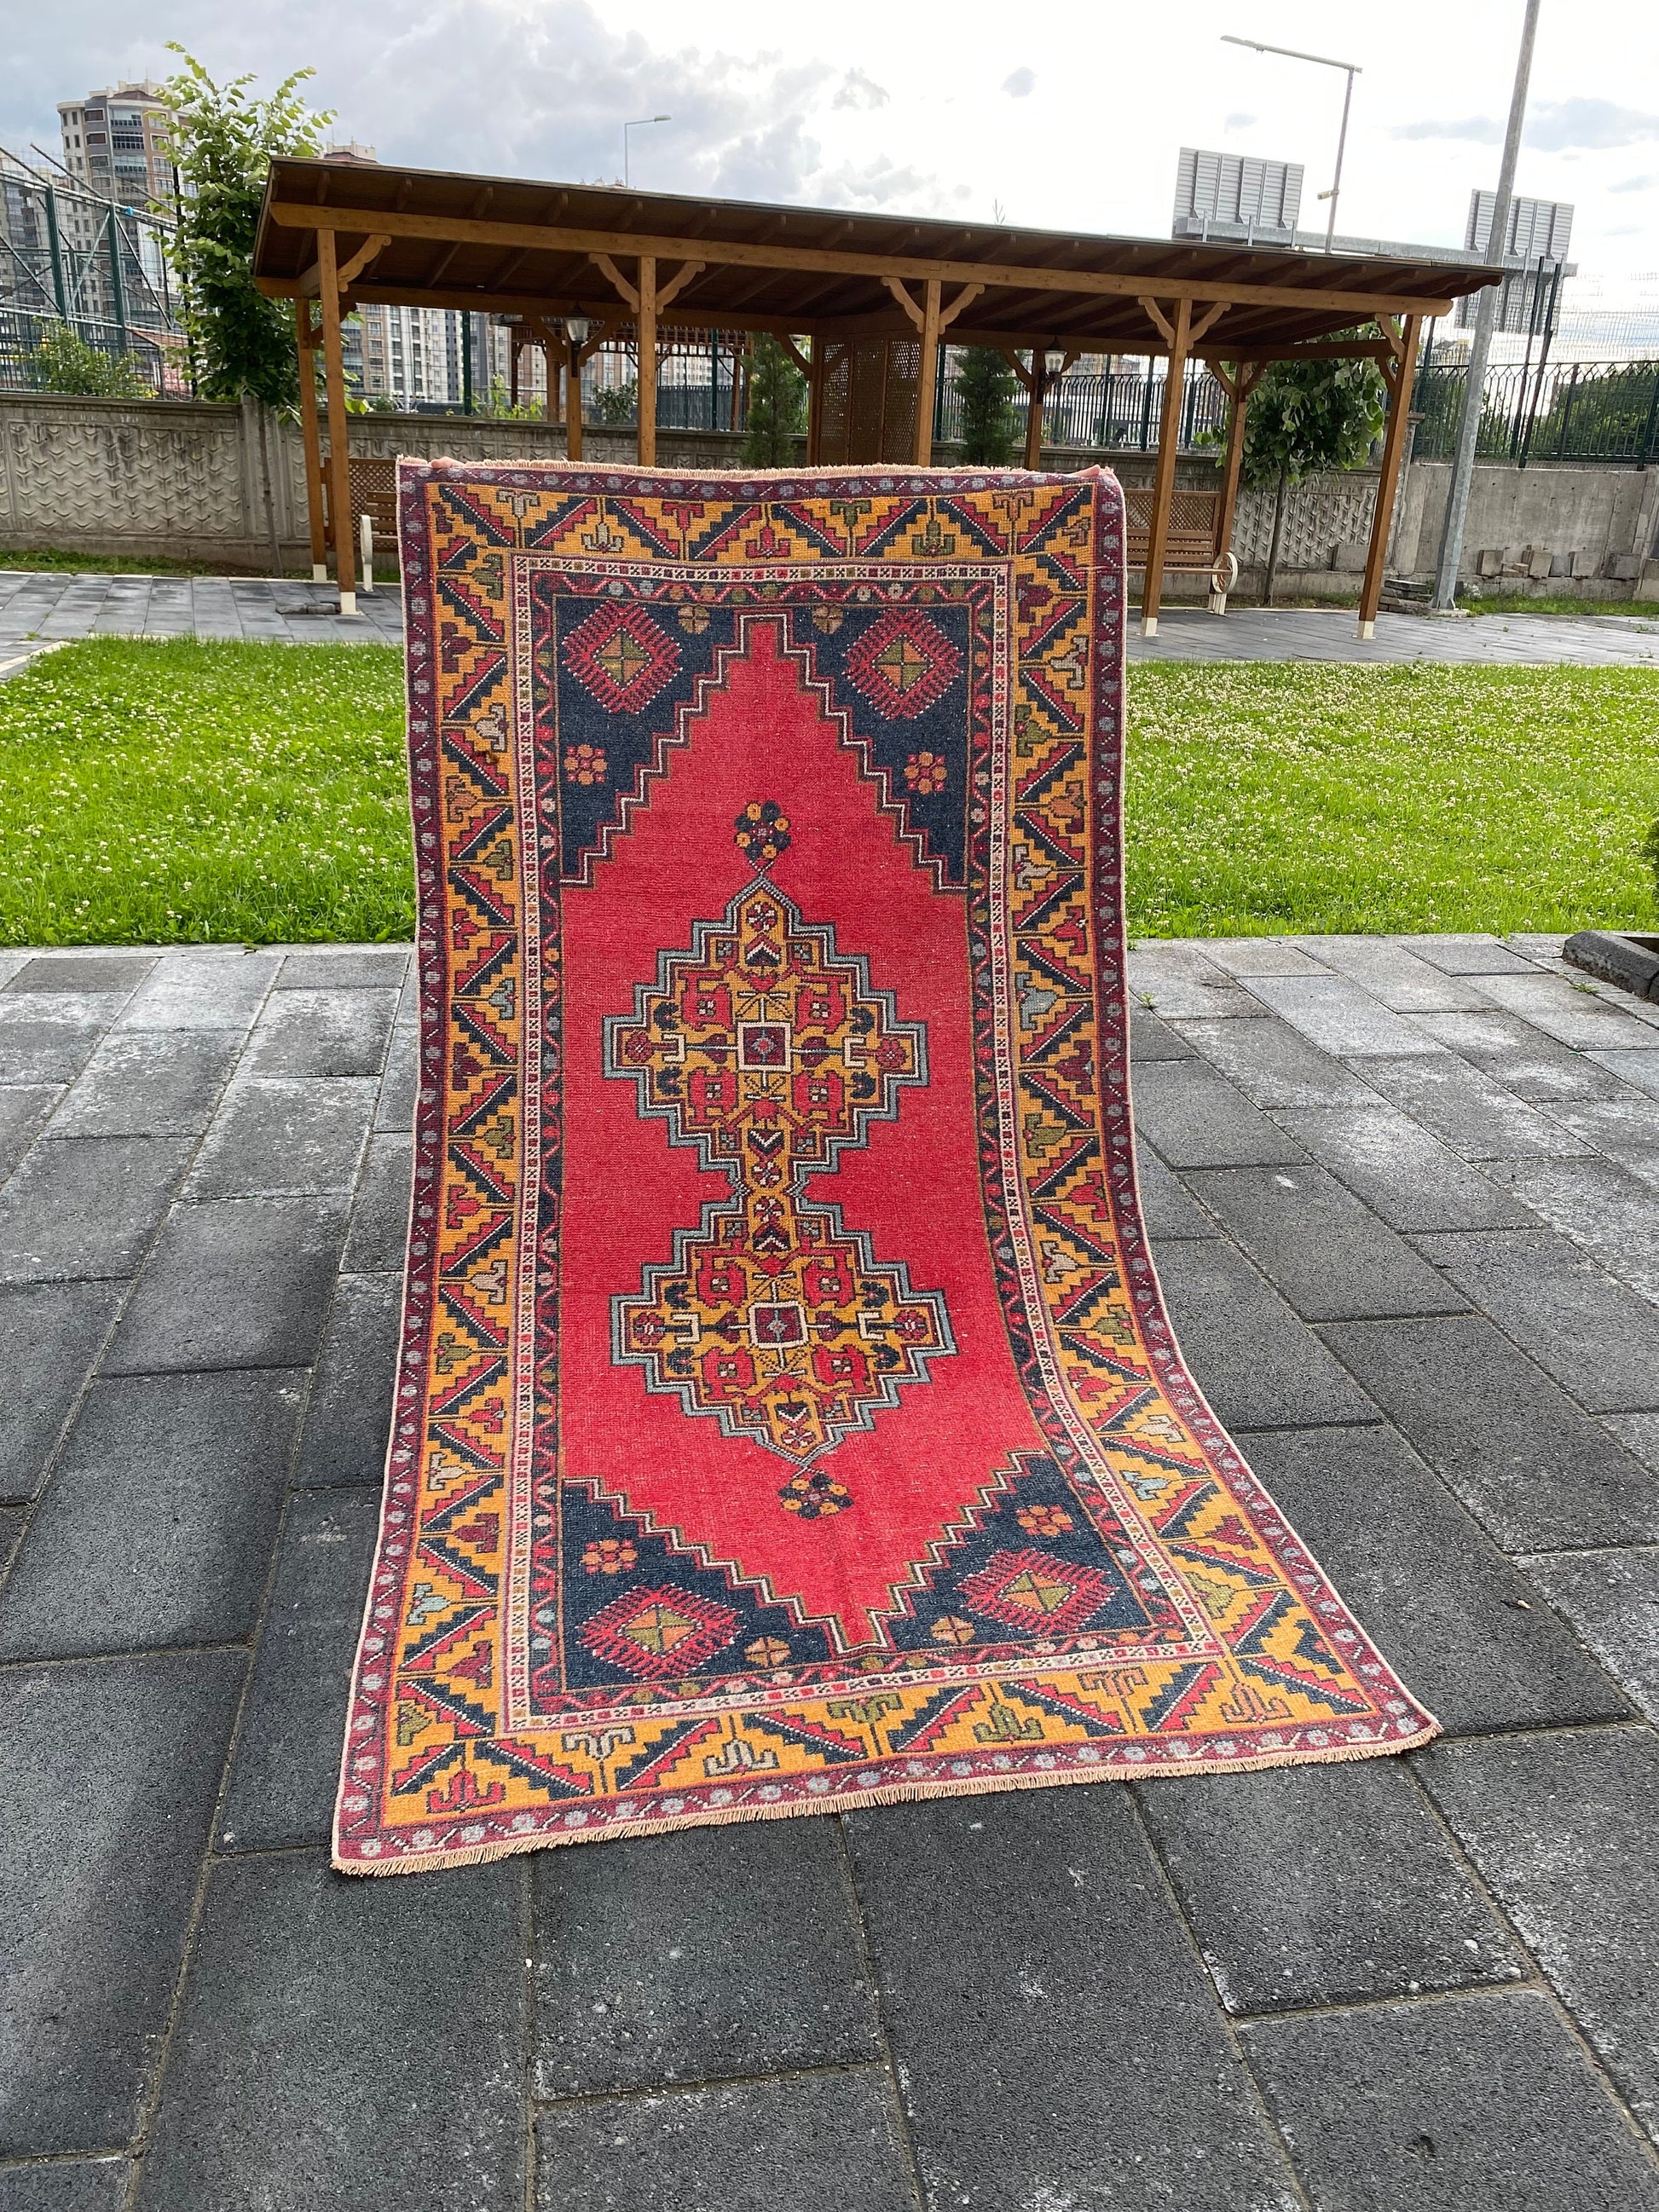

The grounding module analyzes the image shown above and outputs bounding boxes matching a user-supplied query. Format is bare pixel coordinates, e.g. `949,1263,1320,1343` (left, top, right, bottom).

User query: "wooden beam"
334,232,390,292
806,335,825,464
316,228,356,611
655,258,705,312
267,202,1471,320
1001,346,1033,393
1139,295,1192,637
776,332,812,378
1024,349,1047,471
884,276,924,331
293,300,327,579
637,255,657,466
1188,301,1228,346
937,282,983,332
1138,297,1176,349
590,253,639,311
1357,313,1422,638
915,279,942,465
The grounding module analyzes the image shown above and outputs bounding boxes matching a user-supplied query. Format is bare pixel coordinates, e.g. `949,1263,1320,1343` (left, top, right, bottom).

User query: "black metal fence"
0,307,186,397
935,366,1231,452
1411,357,1659,467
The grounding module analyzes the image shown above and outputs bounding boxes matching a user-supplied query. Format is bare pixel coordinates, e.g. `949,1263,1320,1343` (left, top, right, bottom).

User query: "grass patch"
0,548,321,578
1464,592,1655,620
1,642,1656,947
1126,662,1659,938
0,638,411,945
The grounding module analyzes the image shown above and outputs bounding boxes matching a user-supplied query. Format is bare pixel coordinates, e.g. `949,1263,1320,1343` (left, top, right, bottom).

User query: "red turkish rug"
333,460,1436,1873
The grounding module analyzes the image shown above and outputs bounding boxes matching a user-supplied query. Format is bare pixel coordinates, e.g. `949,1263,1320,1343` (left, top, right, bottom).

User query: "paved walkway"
3,569,1658,666
1,932,1657,2208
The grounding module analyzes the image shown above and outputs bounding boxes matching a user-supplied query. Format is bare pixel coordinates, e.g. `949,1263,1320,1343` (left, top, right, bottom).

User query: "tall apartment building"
58,83,176,215
356,303,515,410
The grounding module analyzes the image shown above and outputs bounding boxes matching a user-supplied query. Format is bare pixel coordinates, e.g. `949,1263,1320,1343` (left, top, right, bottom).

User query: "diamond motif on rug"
563,603,681,712
843,608,963,719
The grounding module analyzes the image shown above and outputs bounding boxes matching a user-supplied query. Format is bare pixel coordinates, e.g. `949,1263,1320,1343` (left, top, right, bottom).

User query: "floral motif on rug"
334,461,1436,1874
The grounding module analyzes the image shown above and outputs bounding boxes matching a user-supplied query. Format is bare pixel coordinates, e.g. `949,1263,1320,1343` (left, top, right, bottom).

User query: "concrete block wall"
3,392,1657,602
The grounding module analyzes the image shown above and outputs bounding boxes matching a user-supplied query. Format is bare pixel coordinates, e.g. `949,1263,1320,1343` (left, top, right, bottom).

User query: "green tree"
162,49,332,407
742,336,806,466
953,346,1017,465
30,323,151,398
1240,352,1384,604
590,376,637,426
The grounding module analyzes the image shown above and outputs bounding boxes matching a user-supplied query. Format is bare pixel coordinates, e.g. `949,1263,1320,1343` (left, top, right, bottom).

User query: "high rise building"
58,82,177,217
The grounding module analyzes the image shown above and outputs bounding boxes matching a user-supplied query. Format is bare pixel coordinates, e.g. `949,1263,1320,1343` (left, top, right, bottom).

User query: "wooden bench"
1122,487,1237,599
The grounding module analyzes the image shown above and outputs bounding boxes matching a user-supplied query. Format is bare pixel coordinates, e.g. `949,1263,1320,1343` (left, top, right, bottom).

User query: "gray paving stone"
1414,1229,1659,1413
1320,1318,1659,1551
1155,1238,1377,1429
1273,1106,1532,1232
1396,933,1538,976
1419,1726,1659,2146
0,2158,130,2209
1137,1758,1519,2014
0,1368,302,1661
342,1134,412,1273
1194,936,1327,977
847,1787,1300,2212
0,1086,61,1180
47,1029,242,1139
101,1196,350,1374
0,1506,22,1579
133,1851,526,2212
1484,1154,1659,1304
1128,1005,1196,1060
1471,968,1659,1051
534,2071,916,2212
1245,1425,1634,1735
1410,1008,1629,1101
218,1487,379,1851
1246,973,1441,1055
373,1025,418,1130
274,946,412,990
1185,1164,1467,1321
533,1819,879,2097
1290,936,1488,1011
0,1282,124,1504
1356,1053,1593,1162
186,1077,375,1199
0,1138,192,1285
243,988,398,1080
2,955,153,997
1127,944,1266,1019
0,999,125,1086
114,950,280,1033
1587,1049,1659,1100
1606,1412,1659,1471
1133,1143,1216,1243
1520,1548,1659,1724
293,1273,400,1487
0,1649,245,2157
1240,1988,1659,2211
1544,1093,1659,1164
1131,1058,1307,1170
1173,1014,1381,1107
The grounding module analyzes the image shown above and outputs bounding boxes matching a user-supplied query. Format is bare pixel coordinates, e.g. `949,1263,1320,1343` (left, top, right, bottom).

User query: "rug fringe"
332,1716,1440,1876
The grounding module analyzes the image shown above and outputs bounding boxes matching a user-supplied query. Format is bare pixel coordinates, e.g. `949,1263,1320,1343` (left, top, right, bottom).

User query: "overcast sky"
6,0,1656,296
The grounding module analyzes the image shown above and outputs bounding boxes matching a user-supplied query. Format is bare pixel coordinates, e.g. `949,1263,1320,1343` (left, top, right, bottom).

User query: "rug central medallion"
603,800,955,1506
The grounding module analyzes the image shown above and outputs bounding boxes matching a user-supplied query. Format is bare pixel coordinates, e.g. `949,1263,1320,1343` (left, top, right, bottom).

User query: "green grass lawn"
0,640,1655,946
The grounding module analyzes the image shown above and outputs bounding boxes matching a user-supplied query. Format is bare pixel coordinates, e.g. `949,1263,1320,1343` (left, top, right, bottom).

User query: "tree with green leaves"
1240,353,1384,605
742,336,806,466
952,346,1017,465
29,323,151,398
163,49,332,575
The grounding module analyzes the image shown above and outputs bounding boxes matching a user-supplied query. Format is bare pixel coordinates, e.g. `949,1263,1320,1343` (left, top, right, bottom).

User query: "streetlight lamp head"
564,315,591,345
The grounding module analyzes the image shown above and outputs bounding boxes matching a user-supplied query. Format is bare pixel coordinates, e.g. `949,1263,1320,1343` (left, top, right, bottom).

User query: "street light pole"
1220,37,1361,248
1431,0,1541,611
623,115,670,188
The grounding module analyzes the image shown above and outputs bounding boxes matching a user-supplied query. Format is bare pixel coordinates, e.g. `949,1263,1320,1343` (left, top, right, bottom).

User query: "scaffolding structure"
0,152,188,394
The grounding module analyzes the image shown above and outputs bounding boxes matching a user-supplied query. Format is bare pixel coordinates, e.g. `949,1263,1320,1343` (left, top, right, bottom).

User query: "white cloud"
1002,67,1036,99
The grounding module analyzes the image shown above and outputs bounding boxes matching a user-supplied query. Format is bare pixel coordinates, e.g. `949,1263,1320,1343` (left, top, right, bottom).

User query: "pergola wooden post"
293,300,327,581
636,257,657,465
1357,315,1424,639
1137,298,1190,638
1024,350,1047,471
886,281,980,463
315,228,357,614
1208,361,1262,615
806,338,825,464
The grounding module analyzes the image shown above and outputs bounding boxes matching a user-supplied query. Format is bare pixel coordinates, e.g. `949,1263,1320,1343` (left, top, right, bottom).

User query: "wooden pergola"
253,159,1501,632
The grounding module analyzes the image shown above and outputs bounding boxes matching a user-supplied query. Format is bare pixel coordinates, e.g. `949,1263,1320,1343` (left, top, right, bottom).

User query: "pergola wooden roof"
253,157,1503,628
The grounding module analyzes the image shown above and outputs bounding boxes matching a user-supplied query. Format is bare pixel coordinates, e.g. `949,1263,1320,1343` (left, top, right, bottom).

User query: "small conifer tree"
742,336,806,465
954,346,1017,465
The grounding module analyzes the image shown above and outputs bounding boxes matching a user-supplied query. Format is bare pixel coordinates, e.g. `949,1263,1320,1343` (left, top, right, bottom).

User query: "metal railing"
935,367,1231,453
1411,357,1659,467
